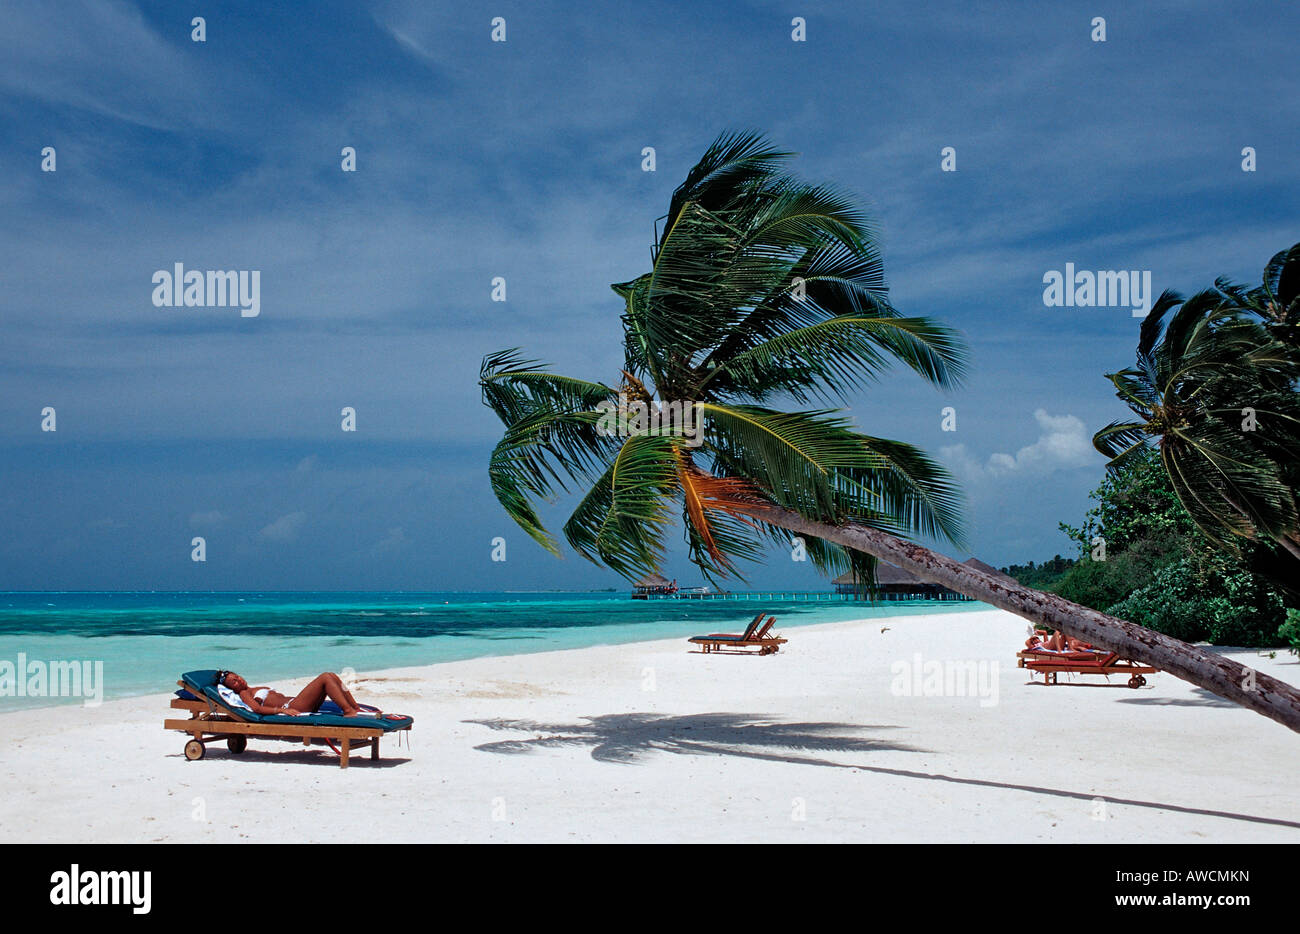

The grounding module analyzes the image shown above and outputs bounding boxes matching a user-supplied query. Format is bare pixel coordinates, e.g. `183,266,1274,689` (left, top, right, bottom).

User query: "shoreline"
0,600,989,713
2,609,1297,843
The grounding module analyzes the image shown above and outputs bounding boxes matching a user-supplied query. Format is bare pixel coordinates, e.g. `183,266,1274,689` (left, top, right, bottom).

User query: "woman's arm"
239,689,295,715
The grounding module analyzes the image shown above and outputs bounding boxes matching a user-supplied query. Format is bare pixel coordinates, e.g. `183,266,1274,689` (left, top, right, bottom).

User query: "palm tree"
1094,289,1300,562
1211,244,1300,575
1216,242,1300,351
480,131,1300,732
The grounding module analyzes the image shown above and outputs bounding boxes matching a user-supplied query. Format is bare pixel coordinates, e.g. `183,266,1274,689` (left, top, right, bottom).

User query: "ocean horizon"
0,591,989,710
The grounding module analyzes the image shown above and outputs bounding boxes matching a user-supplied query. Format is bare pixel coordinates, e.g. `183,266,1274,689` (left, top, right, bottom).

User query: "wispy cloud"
189,510,228,529
258,511,307,543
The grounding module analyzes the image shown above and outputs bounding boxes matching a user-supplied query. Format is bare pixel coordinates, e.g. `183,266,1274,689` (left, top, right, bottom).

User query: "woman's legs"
326,673,362,712
287,673,362,715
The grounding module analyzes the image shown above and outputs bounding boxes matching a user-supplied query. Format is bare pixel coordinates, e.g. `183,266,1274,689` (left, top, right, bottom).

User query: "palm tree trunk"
736,500,1300,733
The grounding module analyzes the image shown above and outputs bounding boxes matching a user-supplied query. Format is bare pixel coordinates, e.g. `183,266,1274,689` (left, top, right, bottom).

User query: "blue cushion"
182,669,223,688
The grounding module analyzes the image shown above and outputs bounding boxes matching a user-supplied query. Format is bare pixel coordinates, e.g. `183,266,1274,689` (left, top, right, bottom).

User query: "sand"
1,608,1297,843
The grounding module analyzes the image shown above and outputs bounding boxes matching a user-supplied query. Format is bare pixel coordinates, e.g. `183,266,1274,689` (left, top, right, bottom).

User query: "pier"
632,590,973,602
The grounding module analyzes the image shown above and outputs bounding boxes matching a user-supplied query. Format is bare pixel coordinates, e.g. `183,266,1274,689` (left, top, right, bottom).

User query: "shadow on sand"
468,711,1300,831
1117,687,1238,709
169,743,411,769
469,711,918,764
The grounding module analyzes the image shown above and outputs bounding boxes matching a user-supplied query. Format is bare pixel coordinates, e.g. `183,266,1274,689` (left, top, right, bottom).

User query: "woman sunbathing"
218,670,374,717
1025,630,1094,652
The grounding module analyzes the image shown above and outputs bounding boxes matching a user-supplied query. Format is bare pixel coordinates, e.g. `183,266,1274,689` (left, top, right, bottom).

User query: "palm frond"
562,433,682,579
1093,420,1150,464
699,403,965,547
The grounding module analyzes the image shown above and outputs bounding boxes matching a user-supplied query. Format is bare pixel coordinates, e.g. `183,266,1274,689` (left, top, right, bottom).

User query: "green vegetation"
1014,244,1300,648
999,556,1074,591
1281,609,1300,656
1279,606,1300,658
1093,245,1300,599
1040,447,1291,647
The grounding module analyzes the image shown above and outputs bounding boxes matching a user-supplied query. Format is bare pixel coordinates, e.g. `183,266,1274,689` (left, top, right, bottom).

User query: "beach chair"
687,613,762,652
688,615,787,655
164,670,413,768
1016,648,1157,688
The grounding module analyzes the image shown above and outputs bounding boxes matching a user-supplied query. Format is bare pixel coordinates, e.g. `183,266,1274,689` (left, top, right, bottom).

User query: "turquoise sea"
0,592,988,710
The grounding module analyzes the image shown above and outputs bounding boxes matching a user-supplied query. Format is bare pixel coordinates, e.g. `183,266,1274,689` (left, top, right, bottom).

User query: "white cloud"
994,409,1095,474
258,511,307,543
0,0,229,132
942,409,1096,480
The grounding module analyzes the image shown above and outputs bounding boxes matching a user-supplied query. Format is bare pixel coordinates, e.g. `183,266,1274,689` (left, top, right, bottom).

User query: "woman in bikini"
217,670,373,717
1025,630,1094,652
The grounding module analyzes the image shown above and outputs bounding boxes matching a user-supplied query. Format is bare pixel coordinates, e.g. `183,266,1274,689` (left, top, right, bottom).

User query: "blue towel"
318,700,380,716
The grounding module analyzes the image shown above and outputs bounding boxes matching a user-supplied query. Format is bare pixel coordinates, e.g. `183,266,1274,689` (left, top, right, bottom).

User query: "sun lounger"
164,669,413,768
688,613,763,651
688,615,787,655
1016,648,1157,688
696,613,764,641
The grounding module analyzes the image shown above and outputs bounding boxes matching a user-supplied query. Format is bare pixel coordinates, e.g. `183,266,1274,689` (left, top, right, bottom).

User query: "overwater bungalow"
632,573,678,599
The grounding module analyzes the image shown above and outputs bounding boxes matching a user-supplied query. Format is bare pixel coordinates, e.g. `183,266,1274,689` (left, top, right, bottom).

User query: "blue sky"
1,0,1296,590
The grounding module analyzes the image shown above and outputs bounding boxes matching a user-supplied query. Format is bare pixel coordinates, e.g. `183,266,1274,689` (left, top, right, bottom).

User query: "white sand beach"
1,608,1297,844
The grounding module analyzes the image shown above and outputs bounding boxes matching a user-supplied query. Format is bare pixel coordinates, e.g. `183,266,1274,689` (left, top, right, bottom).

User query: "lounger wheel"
227,735,247,754
1128,674,1146,688
184,739,206,761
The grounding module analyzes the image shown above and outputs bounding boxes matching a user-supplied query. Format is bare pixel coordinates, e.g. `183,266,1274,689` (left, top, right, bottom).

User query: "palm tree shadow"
468,712,919,765
1118,687,1238,709
468,711,1300,831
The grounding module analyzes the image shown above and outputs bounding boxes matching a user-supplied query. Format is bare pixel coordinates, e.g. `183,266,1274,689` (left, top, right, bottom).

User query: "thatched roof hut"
962,557,1016,582
632,573,676,596
832,563,950,597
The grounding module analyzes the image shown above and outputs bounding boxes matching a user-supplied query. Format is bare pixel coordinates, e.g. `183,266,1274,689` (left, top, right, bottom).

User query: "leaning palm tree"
481,131,1300,732
1093,289,1300,563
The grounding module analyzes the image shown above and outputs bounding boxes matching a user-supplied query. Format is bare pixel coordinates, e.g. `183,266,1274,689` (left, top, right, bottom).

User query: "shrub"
1052,550,1149,613
1280,609,1300,656
1107,558,1285,647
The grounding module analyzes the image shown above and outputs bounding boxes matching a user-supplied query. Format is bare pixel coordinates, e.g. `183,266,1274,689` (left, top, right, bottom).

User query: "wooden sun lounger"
697,613,764,642
1016,649,1157,688
164,682,410,768
688,615,787,655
